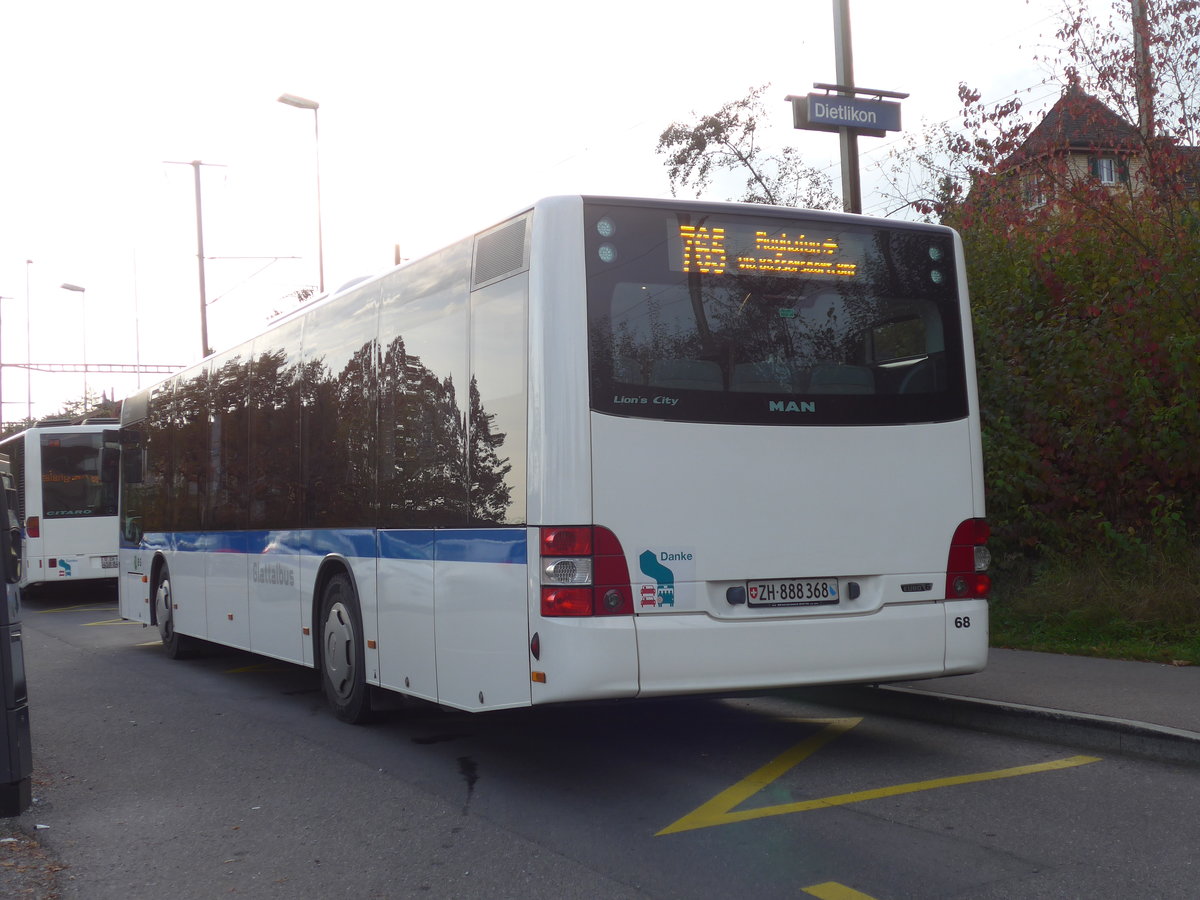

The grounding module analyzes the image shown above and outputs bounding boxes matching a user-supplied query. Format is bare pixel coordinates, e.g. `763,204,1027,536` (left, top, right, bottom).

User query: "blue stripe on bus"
138,528,527,565
378,529,435,562
432,529,526,564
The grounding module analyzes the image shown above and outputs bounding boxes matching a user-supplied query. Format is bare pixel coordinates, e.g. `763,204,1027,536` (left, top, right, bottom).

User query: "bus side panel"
350,551,380,685
245,531,304,664
205,535,250,651
635,603,951,695
168,535,208,640
432,529,530,712
953,230,987,515
376,530,437,702
119,547,151,624
526,196,591,526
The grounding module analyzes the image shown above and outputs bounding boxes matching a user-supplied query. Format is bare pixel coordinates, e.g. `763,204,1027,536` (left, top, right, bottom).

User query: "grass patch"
988,545,1200,665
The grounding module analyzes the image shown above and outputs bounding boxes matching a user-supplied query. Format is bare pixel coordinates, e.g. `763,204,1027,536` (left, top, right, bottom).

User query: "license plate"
747,577,839,608
101,555,119,569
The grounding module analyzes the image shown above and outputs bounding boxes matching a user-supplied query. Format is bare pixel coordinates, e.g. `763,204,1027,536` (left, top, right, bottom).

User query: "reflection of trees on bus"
128,324,514,536
468,375,512,524
378,332,469,526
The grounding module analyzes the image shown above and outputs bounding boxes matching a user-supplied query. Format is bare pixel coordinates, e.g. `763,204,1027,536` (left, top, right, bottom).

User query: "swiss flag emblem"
749,586,759,601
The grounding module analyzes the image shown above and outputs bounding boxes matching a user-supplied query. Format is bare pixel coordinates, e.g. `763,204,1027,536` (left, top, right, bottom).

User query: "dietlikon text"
811,100,879,126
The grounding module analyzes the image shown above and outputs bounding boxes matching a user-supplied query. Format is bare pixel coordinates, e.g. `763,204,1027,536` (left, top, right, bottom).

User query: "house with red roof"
997,80,1200,209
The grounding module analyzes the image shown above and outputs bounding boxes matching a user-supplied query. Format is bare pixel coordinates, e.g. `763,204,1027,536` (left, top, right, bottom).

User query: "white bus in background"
118,196,990,722
0,420,121,592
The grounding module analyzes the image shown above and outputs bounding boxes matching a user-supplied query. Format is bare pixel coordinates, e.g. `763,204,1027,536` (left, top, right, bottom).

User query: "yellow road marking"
657,715,1101,835
83,618,140,627
804,882,879,900
658,718,860,835
136,641,161,647
37,604,116,613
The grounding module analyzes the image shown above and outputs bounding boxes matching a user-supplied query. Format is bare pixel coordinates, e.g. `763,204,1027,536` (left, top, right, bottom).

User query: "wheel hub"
155,580,173,642
323,601,356,702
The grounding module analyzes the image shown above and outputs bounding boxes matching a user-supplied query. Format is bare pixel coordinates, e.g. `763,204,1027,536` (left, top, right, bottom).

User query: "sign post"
787,0,908,213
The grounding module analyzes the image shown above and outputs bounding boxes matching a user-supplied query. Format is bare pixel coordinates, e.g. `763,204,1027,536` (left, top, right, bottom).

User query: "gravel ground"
0,825,64,899
1,769,66,899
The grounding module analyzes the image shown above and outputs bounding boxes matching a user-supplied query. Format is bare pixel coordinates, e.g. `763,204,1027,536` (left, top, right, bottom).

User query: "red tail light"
946,518,990,599
539,525,633,617
26,516,39,538
540,526,592,557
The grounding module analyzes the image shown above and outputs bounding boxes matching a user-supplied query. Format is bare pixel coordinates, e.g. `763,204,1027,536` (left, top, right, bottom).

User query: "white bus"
118,196,990,721
0,421,121,592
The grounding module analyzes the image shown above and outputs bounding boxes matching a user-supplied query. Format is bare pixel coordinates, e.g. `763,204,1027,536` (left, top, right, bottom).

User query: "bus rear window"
41,433,118,518
585,202,970,426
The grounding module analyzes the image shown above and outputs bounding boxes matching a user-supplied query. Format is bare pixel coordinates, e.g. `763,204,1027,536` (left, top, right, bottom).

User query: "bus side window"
121,428,145,485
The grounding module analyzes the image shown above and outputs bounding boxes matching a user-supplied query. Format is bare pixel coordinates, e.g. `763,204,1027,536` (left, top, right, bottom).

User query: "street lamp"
25,261,32,422
0,294,11,429
277,93,325,294
164,159,223,359
60,283,87,410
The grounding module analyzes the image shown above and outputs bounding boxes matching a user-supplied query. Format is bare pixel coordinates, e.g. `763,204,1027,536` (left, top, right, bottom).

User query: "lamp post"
0,295,10,429
164,160,223,358
60,283,87,411
277,93,325,294
24,261,32,422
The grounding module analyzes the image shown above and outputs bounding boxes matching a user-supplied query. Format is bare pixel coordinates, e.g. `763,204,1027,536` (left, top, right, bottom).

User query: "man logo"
769,400,816,413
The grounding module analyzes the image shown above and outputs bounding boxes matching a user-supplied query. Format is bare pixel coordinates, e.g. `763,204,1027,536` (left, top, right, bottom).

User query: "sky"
0,0,1090,422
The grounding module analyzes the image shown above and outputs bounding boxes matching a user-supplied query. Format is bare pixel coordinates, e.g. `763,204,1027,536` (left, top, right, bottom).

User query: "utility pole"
786,0,905,214
0,295,9,429
165,160,225,358
833,0,862,213
1131,0,1155,140
24,261,31,423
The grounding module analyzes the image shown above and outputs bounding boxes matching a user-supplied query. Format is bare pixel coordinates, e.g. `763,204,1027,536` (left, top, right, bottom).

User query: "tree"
0,390,119,440
880,0,1200,221
881,0,1200,559
656,84,838,209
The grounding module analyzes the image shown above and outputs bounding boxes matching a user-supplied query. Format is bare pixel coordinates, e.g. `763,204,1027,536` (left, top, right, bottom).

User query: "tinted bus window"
585,201,969,426
248,320,304,530
40,433,117,518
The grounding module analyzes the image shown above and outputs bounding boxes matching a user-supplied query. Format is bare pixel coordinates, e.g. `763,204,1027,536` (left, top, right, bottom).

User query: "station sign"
789,93,902,139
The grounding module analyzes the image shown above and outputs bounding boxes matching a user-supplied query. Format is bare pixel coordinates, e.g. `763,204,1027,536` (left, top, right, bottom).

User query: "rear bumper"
634,599,988,696
23,554,119,587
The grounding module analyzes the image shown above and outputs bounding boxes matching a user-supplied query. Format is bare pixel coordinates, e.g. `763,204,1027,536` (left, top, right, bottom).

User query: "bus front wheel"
154,566,196,659
318,573,372,724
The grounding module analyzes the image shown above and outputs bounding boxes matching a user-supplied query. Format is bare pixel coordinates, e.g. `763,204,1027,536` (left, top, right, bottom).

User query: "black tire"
154,565,196,660
318,572,372,724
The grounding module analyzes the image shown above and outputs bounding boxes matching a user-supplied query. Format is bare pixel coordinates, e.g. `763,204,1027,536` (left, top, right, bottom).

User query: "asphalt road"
9,583,1200,899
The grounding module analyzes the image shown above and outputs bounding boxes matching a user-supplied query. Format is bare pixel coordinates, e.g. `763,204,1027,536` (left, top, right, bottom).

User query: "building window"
1089,156,1128,185
1023,173,1046,207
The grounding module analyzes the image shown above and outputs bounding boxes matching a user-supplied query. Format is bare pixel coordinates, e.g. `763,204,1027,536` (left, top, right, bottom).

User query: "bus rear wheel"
319,573,372,724
154,566,196,659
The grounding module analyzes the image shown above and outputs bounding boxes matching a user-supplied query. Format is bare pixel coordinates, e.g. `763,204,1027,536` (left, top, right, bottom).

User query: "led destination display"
673,222,860,279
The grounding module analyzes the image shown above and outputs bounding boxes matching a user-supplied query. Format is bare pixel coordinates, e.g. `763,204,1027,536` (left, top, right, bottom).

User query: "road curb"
798,684,1200,767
